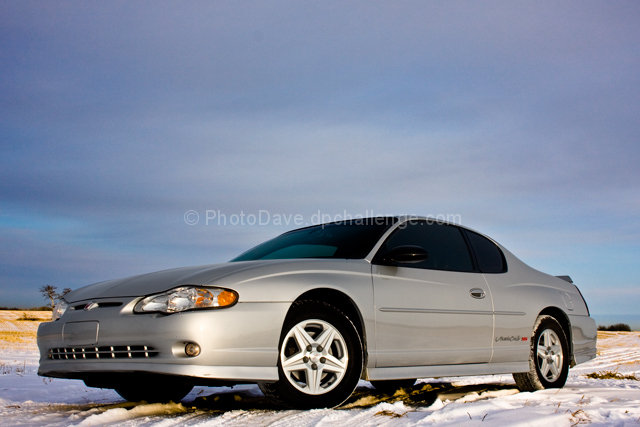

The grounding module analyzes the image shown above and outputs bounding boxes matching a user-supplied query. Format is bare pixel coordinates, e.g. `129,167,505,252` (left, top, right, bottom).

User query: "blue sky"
1,1,639,316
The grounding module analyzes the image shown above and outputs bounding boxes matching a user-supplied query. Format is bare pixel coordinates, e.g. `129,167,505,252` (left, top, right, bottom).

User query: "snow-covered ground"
1,310,639,426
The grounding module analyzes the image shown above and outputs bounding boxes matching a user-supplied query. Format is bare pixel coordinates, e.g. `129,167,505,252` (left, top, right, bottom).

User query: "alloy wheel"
536,328,564,382
280,319,349,395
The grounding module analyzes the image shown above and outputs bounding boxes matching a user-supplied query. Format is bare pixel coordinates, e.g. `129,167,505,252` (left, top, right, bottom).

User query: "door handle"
470,288,486,299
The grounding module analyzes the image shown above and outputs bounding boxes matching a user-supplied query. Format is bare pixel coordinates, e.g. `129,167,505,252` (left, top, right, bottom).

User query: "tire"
370,379,416,393
114,375,193,403
513,315,570,392
266,300,363,408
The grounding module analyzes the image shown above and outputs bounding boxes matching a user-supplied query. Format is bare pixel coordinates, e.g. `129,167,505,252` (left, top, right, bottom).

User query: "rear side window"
376,221,474,272
464,230,507,273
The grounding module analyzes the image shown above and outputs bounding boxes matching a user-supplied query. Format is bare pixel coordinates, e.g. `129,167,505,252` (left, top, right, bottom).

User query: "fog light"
185,342,201,357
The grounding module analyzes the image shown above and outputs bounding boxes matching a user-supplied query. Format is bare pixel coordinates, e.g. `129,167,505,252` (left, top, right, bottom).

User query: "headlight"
52,301,68,321
134,286,238,314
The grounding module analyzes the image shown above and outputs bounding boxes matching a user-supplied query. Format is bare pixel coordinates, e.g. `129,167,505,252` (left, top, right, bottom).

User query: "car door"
372,220,494,367
461,228,530,364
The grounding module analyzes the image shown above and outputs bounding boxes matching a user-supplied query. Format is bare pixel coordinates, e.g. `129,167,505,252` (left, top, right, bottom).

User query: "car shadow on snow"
50,382,519,424
187,382,520,412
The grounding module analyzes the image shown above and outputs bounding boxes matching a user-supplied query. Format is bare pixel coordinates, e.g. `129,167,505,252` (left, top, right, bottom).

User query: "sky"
1,1,639,315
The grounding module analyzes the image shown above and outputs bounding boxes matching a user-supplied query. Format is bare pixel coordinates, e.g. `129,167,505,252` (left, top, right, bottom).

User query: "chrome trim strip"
48,345,158,360
379,307,492,315
379,307,525,316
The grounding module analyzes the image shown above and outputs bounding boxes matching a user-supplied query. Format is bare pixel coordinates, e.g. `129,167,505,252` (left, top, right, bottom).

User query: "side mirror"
382,245,428,264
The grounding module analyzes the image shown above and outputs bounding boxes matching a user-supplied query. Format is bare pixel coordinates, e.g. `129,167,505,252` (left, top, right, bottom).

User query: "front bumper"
37,298,289,383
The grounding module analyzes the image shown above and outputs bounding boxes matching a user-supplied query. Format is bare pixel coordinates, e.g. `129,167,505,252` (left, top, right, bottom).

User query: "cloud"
0,1,639,308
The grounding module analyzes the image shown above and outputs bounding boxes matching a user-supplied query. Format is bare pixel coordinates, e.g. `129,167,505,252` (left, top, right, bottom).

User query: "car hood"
64,259,367,302
65,260,279,302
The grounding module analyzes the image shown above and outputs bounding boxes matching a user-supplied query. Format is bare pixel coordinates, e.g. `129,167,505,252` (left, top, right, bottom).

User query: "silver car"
37,216,596,408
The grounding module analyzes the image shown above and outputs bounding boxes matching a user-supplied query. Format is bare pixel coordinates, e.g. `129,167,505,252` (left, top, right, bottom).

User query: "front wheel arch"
266,300,364,408
290,288,368,369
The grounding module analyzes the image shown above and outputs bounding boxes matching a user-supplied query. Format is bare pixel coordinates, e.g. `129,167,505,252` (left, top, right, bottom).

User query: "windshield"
231,217,397,261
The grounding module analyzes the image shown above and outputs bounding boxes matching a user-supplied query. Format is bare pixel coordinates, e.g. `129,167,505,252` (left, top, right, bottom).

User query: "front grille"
70,301,123,311
48,345,158,360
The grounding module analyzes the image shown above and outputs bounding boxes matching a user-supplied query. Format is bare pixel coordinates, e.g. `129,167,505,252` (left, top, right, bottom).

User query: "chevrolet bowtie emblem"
84,302,99,311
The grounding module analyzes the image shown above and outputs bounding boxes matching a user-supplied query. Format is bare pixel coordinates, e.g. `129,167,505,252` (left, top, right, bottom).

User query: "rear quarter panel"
486,247,593,364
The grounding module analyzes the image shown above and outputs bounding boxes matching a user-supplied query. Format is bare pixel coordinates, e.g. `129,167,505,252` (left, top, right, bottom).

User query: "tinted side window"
377,221,474,272
464,230,506,273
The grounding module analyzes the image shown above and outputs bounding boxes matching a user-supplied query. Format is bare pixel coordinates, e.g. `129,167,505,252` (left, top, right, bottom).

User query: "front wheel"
265,301,363,408
513,315,570,391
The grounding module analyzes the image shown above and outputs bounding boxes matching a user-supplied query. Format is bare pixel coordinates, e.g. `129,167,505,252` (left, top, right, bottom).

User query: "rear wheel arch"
538,306,573,365
514,314,570,391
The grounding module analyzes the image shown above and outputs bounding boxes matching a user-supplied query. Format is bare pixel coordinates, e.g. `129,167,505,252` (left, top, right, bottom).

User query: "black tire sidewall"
275,302,363,408
532,317,569,389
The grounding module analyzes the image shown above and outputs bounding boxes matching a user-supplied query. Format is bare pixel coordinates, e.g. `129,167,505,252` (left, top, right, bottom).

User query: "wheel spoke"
316,326,336,351
293,324,315,349
537,347,547,358
282,352,306,373
307,367,322,394
539,358,550,377
549,358,560,378
322,354,346,374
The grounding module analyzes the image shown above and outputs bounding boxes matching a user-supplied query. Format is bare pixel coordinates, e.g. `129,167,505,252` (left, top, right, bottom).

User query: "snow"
1,311,639,426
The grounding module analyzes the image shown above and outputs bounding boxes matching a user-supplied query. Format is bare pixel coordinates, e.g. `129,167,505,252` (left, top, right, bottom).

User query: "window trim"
372,220,477,273
461,228,508,274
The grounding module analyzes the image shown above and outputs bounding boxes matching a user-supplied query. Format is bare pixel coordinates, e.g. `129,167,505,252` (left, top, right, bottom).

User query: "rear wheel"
264,301,363,408
513,315,569,391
